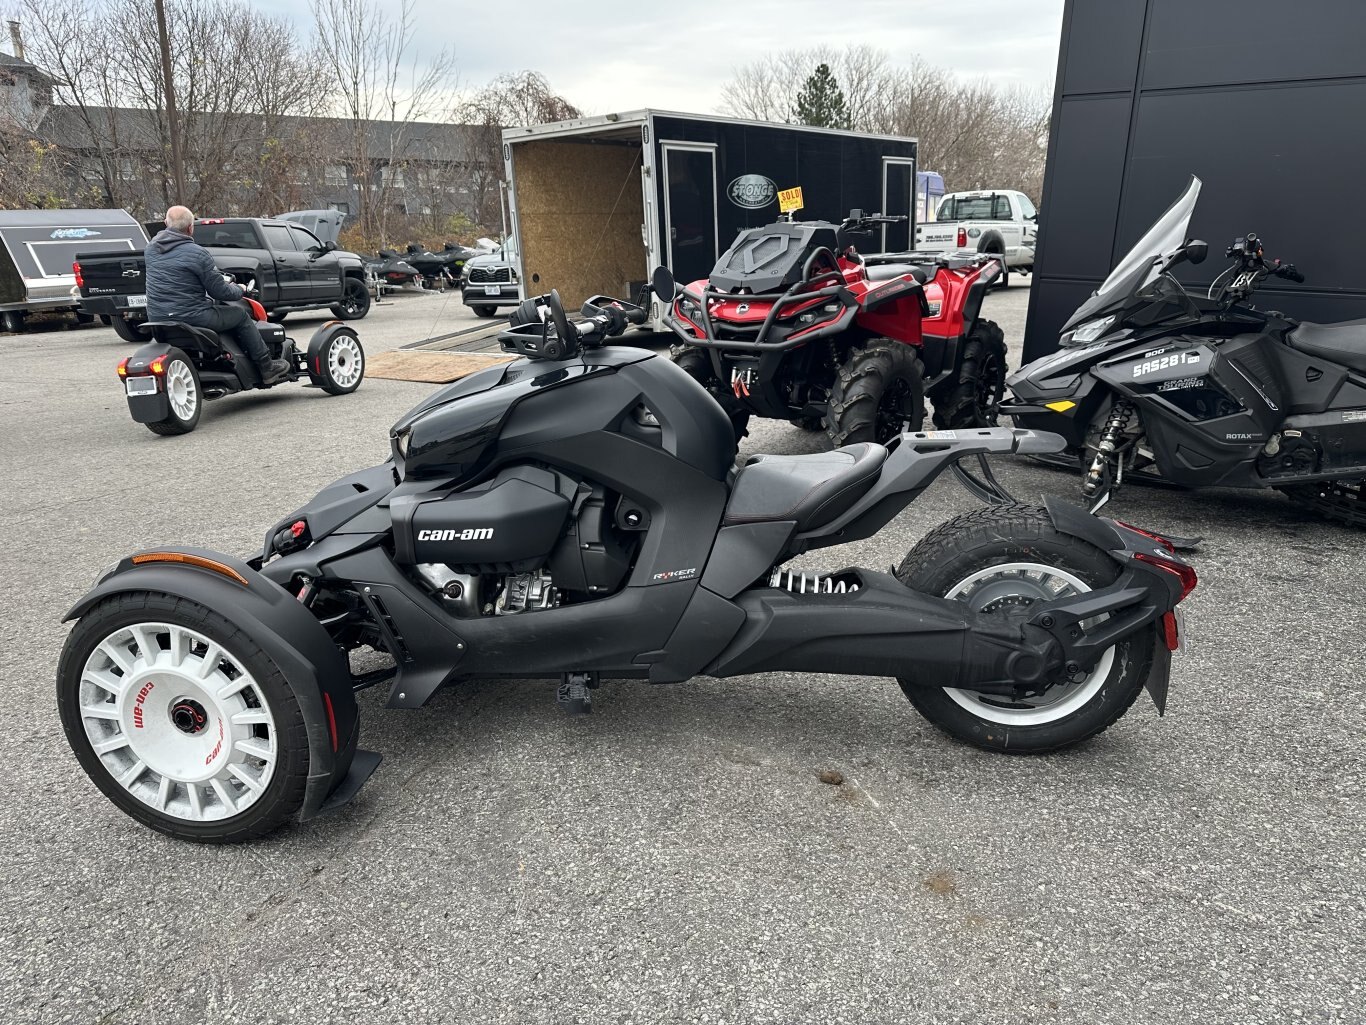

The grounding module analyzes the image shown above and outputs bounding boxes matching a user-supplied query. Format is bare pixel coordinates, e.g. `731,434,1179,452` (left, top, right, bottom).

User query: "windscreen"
1096,177,1201,300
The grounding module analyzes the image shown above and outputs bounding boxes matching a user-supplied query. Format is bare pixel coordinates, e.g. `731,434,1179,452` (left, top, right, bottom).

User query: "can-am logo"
51,228,102,239
418,528,494,541
727,174,777,210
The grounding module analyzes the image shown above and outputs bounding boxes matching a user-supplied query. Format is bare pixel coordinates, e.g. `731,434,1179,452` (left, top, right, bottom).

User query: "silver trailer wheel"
77,622,277,822
942,562,1114,726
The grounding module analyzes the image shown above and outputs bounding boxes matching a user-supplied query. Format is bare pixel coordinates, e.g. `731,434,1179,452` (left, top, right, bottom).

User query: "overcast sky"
255,0,1065,115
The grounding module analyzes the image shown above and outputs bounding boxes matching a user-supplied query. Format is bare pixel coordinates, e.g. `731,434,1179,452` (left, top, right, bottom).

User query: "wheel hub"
171,697,209,735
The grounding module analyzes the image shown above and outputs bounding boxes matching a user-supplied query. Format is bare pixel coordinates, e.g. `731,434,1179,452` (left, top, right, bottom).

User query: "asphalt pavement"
1,280,1361,1024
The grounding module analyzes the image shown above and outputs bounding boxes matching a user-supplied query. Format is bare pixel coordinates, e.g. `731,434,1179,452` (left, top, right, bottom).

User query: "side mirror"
325,240,338,252
1169,239,1207,269
651,265,676,303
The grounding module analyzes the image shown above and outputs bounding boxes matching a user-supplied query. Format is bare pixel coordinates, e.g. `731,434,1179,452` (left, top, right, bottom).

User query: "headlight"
1066,315,1116,345
678,298,702,322
395,429,411,458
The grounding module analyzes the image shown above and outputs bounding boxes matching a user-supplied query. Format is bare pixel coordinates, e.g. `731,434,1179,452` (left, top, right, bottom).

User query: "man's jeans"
180,305,270,365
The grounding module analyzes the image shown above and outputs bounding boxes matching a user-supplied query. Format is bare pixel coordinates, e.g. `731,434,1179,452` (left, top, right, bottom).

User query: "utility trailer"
501,110,918,329
0,209,148,332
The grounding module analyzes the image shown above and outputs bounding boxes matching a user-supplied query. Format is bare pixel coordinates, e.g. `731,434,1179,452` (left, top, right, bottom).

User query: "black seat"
864,262,928,284
144,321,224,353
723,443,888,531
1286,319,1366,373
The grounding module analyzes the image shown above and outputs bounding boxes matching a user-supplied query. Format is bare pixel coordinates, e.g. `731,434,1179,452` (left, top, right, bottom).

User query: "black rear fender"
792,427,1066,553
63,548,358,820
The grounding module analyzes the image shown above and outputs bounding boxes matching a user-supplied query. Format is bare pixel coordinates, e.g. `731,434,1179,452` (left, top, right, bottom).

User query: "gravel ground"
1,280,1362,1024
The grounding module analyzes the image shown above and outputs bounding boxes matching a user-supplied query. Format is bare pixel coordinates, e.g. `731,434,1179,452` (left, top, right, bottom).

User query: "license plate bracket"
125,376,157,396
126,294,147,308
483,285,501,296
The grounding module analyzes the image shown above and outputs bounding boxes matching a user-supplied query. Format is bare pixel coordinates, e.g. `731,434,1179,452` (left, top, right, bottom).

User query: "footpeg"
557,672,597,715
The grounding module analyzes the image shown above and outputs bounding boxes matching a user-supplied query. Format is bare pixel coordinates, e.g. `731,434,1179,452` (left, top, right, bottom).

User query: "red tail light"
1134,552,1198,602
956,227,967,247
73,261,85,288
116,356,129,377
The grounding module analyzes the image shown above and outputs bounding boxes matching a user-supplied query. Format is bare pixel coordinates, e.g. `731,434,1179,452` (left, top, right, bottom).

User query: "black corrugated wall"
1025,0,1366,361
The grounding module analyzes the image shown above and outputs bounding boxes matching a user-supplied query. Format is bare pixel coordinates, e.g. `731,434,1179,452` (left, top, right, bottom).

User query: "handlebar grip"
1284,267,1305,283
625,307,647,325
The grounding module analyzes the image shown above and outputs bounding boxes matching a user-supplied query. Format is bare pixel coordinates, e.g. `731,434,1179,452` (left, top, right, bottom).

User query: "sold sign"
778,187,804,214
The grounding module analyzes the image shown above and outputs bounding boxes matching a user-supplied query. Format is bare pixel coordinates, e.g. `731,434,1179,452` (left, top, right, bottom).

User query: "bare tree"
455,71,581,231
721,46,1050,203
310,0,459,240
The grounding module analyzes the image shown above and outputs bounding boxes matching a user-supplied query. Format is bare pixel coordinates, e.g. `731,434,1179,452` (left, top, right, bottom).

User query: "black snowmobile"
57,286,1197,843
404,243,471,290
1006,176,1366,525
368,249,421,288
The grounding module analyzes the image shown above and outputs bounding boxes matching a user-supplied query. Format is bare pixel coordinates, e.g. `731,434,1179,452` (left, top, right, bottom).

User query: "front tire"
825,340,925,447
673,346,750,441
893,504,1154,754
331,277,371,320
57,592,311,842
311,328,365,395
146,354,202,435
931,319,1007,428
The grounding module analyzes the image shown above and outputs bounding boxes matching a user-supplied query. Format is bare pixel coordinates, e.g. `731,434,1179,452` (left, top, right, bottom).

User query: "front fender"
63,547,359,820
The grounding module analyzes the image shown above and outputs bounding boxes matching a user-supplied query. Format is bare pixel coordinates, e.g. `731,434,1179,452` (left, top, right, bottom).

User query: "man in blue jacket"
145,206,289,384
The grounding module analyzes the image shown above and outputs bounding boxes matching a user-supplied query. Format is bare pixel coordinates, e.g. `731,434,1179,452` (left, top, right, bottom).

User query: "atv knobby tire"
672,346,751,441
893,503,1154,754
825,340,925,447
931,319,1008,429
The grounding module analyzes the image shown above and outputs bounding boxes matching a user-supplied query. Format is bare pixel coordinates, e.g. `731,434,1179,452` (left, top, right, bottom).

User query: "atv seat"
864,263,928,284
1287,320,1366,373
723,443,888,531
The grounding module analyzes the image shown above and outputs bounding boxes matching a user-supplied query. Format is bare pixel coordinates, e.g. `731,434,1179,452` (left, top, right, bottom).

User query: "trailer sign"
727,174,777,209
778,187,804,214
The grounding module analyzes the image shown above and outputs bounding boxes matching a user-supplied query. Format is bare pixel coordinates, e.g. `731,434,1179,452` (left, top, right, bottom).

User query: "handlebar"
1208,232,1304,304
496,289,646,361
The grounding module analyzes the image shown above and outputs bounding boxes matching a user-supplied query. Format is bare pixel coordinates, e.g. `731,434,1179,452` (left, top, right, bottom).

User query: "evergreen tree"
793,63,851,129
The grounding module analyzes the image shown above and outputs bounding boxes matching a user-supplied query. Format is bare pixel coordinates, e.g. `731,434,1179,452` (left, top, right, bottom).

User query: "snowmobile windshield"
1063,177,1201,331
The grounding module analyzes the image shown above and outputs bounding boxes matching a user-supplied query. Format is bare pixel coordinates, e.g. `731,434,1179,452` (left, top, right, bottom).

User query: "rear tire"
673,346,750,441
471,304,497,318
931,319,1008,428
825,340,925,447
331,277,371,320
893,504,1154,754
1,310,25,333
146,354,202,435
57,592,311,843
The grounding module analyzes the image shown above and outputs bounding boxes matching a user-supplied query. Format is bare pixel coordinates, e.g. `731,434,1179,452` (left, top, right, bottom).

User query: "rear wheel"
931,319,1008,428
1,310,25,333
471,304,497,318
673,346,750,441
146,355,202,435
894,504,1153,753
56,592,311,842
331,277,371,320
825,340,925,447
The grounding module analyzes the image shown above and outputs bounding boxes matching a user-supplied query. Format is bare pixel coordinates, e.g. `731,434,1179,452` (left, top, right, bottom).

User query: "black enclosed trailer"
502,110,918,328
0,209,148,332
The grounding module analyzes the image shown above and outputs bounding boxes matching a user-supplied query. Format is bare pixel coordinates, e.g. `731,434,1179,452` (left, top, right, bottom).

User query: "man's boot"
256,357,291,386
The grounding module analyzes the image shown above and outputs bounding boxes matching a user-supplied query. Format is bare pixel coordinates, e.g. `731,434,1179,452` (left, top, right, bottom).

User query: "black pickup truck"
76,217,371,340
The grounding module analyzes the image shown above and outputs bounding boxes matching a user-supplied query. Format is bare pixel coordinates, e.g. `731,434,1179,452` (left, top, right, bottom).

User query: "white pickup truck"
914,189,1038,287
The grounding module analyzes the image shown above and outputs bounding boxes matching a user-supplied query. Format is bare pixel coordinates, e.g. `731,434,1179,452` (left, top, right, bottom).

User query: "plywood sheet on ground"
364,350,513,384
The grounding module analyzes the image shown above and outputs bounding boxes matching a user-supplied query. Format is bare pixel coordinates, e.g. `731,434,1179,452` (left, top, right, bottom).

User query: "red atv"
658,210,1007,444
